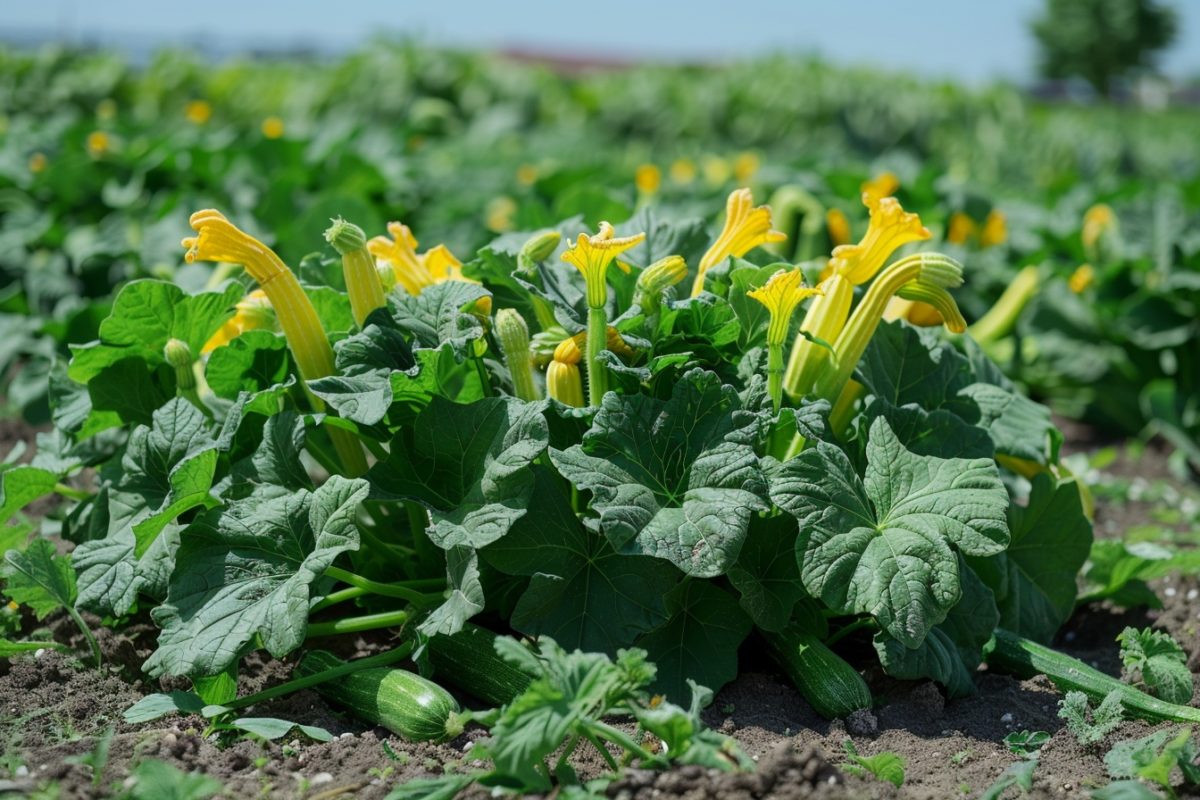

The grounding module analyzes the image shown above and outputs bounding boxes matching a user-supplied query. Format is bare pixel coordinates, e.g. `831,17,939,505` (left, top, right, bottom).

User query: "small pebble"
14,766,28,777
34,649,46,659
310,773,333,785
339,732,354,740
1064,631,1077,642
1001,713,1013,724
1187,589,1197,601
163,733,177,746
1165,587,1177,597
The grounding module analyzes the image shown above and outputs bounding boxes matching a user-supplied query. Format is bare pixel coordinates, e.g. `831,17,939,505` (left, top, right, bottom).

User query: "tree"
1031,0,1179,96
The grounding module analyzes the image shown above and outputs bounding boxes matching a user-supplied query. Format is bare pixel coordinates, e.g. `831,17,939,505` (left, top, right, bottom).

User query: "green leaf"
636,580,752,703
967,474,1092,644
979,757,1037,800
1058,690,1124,746
85,356,174,427
1104,727,1199,790
95,280,242,367
0,637,67,657
305,286,356,337
387,281,491,359
73,523,180,617
1090,779,1168,800
144,476,369,678
725,514,807,632
769,416,1009,647
368,397,547,550
1118,627,1194,705
550,368,767,578
123,691,206,724
0,465,59,524
417,546,485,637
485,468,678,652
874,558,999,698
3,538,76,619
842,740,906,787
203,330,290,400
225,717,334,742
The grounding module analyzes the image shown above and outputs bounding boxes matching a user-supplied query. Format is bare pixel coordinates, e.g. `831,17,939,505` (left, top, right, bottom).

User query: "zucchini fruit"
764,626,873,719
426,623,533,706
987,628,1200,724
297,650,467,741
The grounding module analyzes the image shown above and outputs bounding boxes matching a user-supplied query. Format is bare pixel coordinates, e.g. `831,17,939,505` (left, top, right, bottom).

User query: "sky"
3,0,1200,83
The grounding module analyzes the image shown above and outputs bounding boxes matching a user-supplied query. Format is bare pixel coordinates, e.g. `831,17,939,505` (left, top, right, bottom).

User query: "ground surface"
1,418,1198,800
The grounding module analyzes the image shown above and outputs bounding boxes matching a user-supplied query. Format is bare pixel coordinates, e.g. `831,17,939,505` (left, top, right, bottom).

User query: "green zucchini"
987,628,1200,724
296,650,467,741
426,623,533,706
764,626,873,719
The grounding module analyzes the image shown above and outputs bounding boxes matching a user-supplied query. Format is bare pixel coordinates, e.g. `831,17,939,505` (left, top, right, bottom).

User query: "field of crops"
2,41,1200,799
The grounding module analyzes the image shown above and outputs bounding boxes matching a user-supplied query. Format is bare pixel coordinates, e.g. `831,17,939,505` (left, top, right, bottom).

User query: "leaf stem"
825,616,877,647
218,641,414,713
53,483,90,502
306,609,412,638
405,502,438,573
66,605,102,667
324,566,444,606
310,586,368,613
591,720,663,768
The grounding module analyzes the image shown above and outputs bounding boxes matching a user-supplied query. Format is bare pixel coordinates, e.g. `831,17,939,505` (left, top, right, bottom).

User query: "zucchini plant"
2,184,1100,726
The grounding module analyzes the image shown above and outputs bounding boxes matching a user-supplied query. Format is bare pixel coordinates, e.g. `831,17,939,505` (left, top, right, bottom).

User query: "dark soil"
2,420,1198,799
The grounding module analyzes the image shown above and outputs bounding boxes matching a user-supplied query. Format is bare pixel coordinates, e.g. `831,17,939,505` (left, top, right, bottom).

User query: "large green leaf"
967,474,1093,644
0,465,59,524
635,580,752,703
874,557,999,698
3,538,77,619
725,514,807,632
73,522,180,617
550,368,766,578
417,546,485,637
387,281,491,360
485,468,678,652
145,476,369,678
368,397,547,549
769,416,1009,648
204,330,290,400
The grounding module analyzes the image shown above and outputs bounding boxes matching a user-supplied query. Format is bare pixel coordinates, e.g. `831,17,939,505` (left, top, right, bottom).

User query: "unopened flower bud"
636,255,687,298
496,309,539,402
546,360,584,408
519,230,562,270
324,217,368,256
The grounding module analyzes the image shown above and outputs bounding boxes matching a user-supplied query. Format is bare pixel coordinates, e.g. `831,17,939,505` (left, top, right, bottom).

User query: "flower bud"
636,255,687,299
496,309,539,401
324,217,368,255
530,326,569,367
546,360,584,408
518,230,562,271
164,338,193,370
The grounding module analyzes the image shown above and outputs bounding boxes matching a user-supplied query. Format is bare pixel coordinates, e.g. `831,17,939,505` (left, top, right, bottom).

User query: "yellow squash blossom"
635,164,662,195
980,209,1007,247
368,222,481,302
670,158,697,184
747,269,822,410
486,196,517,232
261,116,285,139
784,193,930,399
183,210,366,476
186,100,212,125
202,289,274,353
28,152,47,174
562,222,645,405
1081,203,1118,263
1069,263,1095,294
826,208,851,247
733,152,760,183
861,171,899,203
702,155,731,186
546,360,584,407
692,188,787,297
516,164,538,186
86,131,110,158
946,211,976,245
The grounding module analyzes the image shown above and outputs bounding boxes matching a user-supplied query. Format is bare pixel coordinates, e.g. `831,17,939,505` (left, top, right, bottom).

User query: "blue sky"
4,0,1199,83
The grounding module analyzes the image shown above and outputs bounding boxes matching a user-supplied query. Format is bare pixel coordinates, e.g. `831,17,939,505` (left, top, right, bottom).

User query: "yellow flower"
516,164,539,186
861,171,900,202
733,152,760,183
561,222,645,308
552,328,633,364
670,158,697,184
186,100,213,125
980,209,1007,247
86,131,110,158
1082,204,1115,252
826,208,851,247
692,188,787,296
486,196,517,232
261,116,285,139
28,152,47,174
5,601,17,611
702,155,730,186
827,194,930,285
368,223,480,299
946,211,976,245
635,163,661,195
747,268,822,347
425,244,466,283
1069,263,1095,294
546,360,584,407
202,289,274,353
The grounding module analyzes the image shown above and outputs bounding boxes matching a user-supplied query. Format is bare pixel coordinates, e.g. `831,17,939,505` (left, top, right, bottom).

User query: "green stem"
473,354,493,398
531,297,558,331
766,344,784,412
53,483,90,502
586,305,608,407
324,566,444,606
306,609,412,638
310,586,367,613
405,502,438,573
825,616,877,647
583,729,620,771
219,641,414,713
592,720,663,767
66,606,102,667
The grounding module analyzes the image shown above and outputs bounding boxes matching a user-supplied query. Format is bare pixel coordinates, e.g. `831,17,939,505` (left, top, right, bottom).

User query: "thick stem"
586,305,608,407
310,586,367,613
783,275,852,400
343,248,386,328
306,609,412,638
766,344,784,412
324,566,444,606
53,483,90,502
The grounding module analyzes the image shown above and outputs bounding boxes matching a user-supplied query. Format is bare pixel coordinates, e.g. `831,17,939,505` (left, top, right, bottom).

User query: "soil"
2,418,1198,799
